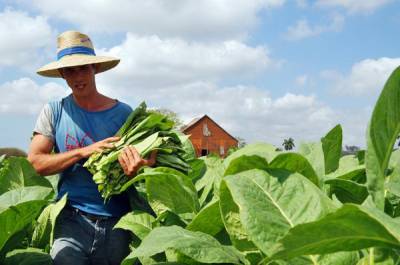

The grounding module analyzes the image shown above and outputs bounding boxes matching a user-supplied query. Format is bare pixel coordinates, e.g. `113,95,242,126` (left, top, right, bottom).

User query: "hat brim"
37,54,120,78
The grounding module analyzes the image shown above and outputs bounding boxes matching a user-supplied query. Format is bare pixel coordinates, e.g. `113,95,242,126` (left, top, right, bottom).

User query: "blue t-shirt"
34,94,132,217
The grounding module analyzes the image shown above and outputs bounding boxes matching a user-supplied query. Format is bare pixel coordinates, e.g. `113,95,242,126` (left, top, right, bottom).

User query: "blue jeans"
51,207,131,265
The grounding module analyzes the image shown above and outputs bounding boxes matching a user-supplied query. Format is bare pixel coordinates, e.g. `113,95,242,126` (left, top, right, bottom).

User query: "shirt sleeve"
33,104,55,142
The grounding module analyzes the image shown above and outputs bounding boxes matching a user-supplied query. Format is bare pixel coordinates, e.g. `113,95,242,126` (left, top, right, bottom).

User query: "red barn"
181,115,238,157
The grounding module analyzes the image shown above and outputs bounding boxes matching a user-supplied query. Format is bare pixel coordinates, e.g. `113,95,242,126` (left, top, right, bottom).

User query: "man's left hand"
118,146,157,177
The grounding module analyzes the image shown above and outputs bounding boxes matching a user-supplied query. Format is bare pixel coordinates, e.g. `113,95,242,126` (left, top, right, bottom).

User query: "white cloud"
0,8,54,70
322,57,400,96
296,0,308,8
295,75,308,86
96,33,274,89
96,77,347,146
338,107,371,147
25,0,285,40
0,78,69,114
316,0,393,14
285,14,344,40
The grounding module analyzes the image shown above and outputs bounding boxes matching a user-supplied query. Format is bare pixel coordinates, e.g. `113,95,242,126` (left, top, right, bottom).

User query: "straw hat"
37,30,120,78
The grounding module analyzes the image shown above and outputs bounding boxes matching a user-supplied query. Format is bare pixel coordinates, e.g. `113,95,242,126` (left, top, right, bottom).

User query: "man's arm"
28,134,120,176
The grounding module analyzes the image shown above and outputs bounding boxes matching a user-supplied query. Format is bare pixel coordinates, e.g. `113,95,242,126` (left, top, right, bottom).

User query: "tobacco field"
2,67,400,265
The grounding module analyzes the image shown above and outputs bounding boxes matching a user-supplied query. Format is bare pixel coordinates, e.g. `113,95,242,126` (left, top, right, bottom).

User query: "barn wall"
183,116,238,157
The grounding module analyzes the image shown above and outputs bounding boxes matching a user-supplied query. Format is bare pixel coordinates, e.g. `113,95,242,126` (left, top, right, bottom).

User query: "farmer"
28,30,155,265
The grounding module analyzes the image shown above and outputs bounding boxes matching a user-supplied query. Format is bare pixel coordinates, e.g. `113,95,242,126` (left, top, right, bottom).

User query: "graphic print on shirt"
65,133,94,151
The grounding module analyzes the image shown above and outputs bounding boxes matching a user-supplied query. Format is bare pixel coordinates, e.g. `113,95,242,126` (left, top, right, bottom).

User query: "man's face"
60,64,96,96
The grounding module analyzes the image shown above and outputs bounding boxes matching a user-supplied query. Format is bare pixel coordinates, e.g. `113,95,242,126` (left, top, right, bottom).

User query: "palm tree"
282,138,295,151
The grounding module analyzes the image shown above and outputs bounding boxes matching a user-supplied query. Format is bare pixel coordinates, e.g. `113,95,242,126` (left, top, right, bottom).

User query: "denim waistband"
64,204,114,222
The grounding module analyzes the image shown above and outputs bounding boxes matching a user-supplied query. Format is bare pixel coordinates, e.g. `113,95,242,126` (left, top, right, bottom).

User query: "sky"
0,0,399,152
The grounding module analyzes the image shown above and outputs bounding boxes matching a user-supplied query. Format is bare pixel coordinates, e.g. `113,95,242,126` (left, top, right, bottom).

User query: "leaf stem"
369,248,374,265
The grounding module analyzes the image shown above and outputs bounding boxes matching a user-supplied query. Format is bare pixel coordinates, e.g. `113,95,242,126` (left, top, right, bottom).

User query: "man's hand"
118,146,157,177
80,136,120,158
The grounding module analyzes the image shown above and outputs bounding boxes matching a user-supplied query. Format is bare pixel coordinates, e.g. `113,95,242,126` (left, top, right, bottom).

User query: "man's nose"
71,70,85,79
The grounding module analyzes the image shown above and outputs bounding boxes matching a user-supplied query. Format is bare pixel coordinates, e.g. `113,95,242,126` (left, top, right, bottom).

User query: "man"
28,30,155,265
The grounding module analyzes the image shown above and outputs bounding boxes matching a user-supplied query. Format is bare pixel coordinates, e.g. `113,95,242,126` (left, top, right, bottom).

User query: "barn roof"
180,117,202,132
181,115,238,143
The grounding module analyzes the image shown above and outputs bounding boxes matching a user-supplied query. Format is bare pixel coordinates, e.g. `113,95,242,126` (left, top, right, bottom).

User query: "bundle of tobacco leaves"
84,102,194,199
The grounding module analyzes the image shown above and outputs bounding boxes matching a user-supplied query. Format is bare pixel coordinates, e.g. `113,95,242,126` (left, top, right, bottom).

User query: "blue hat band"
57,46,96,60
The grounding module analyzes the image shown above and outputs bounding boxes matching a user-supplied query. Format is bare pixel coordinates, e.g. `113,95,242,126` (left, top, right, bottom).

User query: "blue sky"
0,0,399,151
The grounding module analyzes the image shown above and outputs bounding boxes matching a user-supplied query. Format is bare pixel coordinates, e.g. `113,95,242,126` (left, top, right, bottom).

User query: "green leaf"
366,66,400,209
269,153,319,187
44,174,59,194
0,157,52,195
114,211,155,240
298,142,325,183
0,230,28,260
120,252,137,265
187,159,206,182
0,200,48,252
195,156,224,207
176,131,196,161
186,200,224,236
116,101,147,137
337,168,366,183
385,149,400,197
338,155,363,172
316,251,360,265
359,248,400,265
321,124,343,174
0,186,52,252
324,155,366,184
4,248,52,265
31,194,67,248
357,150,366,165
133,226,248,264
220,180,257,253
325,179,369,204
122,167,199,215
220,169,337,256
0,186,53,213
224,143,278,167
269,204,400,262
224,155,269,177
280,252,360,265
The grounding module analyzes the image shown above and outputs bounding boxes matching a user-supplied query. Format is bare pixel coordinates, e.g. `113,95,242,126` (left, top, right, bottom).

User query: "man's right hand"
80,136,120,158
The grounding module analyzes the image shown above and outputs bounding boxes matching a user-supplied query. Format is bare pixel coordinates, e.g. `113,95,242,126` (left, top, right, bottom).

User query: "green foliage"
269,152,320,187
4,248,52,265
0,157,58,263
3,68,400,265
221,169,337,257
268,203,400,261
0,157,53,195
321,124,342,174
186,200,224,236
115,67,400,264
31,194,67,249
115,211,156,240
366,66,400,209
132,226,248,264
115,69,400,263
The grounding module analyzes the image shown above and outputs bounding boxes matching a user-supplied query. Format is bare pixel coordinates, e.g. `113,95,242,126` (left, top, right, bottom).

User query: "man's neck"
72,90,116,111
